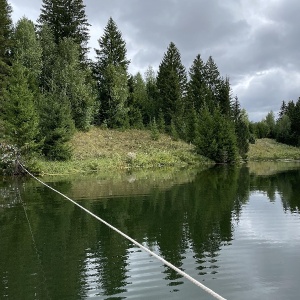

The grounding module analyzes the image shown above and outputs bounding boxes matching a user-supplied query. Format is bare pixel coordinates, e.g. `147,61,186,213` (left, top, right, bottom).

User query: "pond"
1,162,300,300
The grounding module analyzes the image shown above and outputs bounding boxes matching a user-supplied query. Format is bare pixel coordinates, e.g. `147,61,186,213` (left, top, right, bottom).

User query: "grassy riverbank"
248,138,300,161
24,133,300,176
31,127,211,175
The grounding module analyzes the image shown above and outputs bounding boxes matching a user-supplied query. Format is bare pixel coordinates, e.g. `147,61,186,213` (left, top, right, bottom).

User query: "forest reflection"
0,162,300,299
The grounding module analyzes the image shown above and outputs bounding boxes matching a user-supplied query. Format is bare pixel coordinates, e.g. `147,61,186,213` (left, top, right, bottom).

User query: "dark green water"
1,162,300,300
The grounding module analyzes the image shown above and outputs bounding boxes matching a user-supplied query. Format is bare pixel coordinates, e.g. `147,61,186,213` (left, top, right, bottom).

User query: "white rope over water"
18,161,227,300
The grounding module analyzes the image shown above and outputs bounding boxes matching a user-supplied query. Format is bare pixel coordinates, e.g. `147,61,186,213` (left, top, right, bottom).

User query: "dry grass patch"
248,138,300,161
33,127,211,175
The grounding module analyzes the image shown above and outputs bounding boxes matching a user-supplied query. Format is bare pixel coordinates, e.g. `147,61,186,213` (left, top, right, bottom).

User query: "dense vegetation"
250,98,300,147
1,0,252,174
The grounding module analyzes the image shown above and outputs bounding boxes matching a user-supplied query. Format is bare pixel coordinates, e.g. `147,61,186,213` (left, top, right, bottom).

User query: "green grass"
30,127,212,175
248,138,300,161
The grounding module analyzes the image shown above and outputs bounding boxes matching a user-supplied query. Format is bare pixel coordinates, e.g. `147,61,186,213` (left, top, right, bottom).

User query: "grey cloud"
9,0,300,121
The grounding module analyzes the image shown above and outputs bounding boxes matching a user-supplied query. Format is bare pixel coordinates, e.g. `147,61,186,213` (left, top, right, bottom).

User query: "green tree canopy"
1,62,39,153
0,0,13,99
102,64,129,128
157,42,187,127
13,17,42,93
187,54,206,112
94,17,130,74
38,0,90,60
94,17,130,126
53,38,96,130
128,72,147,128
144,65,159,123
196,106,238,163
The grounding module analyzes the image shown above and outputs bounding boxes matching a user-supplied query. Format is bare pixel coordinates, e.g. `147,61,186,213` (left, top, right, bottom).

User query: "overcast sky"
9,0,300,121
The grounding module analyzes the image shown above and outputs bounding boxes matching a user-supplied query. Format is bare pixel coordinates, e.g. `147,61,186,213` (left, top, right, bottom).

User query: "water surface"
1,162,300,299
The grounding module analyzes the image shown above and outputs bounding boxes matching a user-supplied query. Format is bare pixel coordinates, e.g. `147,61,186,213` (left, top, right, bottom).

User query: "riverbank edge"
3,131,300,176
248,138,300,161
23,128,213,176
30,135,300,176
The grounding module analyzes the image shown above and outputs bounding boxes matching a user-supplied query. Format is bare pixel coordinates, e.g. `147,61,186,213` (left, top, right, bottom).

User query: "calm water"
1,162,300,300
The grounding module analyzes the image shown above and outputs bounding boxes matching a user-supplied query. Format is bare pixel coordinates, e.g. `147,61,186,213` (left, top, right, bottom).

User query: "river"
1,162,300,299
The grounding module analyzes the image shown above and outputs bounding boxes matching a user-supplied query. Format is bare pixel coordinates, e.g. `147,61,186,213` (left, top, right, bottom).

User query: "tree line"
250,98,300,147
0,0,250,167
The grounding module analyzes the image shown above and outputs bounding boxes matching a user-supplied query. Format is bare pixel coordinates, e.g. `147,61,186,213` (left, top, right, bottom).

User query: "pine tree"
186,107,199,143
1,62,39,153
39,25,96,130
0,0,13,100
196,106,238,163
128,72,146,128
102,64,129,128
38,86,75,160
278,100,287,120
187,54,206,111
217,77,231,116
144,65,159,125
204,56,220,91
150,117,159,141
290,98,300,146
94,17,129,74
265,111,276,138
39,24,57,91
157,42,187,127
38,0,90,60
276,114,291,144
37,26,78,160
231,96,250,159
94,17,130,126
204,55,220,110
13,17,42,94
54,38,96,130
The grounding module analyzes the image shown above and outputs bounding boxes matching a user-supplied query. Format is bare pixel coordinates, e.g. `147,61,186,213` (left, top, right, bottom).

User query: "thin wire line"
18,161,227,300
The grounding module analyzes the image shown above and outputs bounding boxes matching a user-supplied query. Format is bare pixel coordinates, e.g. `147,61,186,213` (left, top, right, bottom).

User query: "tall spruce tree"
278,101,287,120
231,96,250,159
128,72,147,128
38,0,90,60
1,62,39,153
39,25,95,131
94,17,129,73
145,66,159,124
157,42,187,128
0,0,13,101
38,25,76,160
39,24,57,92
188,54,206,112
290,98,300,146
38,87,75,160
13,17,42,94
94,17,130,126
53,38,96,130
102,64,129,128
204,55,220,110
217,77,231,116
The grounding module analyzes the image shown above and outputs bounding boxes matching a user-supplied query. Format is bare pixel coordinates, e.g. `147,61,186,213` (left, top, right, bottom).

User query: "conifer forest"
1,0,299,170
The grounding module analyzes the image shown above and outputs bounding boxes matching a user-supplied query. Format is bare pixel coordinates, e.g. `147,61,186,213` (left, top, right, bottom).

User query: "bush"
195,107,238,163
150,118,160,141
0,143,20,175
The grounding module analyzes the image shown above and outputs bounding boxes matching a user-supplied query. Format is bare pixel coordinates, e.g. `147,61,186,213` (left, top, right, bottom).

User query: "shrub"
0,143,20,175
